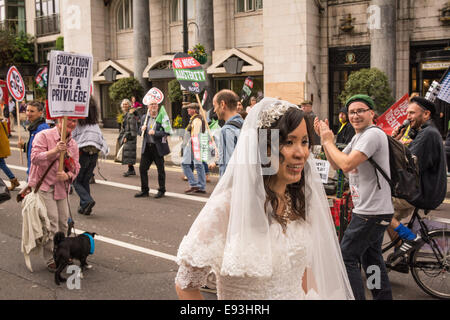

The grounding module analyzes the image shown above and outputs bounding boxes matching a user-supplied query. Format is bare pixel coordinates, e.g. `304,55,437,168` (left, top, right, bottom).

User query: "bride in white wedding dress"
174,98,354,300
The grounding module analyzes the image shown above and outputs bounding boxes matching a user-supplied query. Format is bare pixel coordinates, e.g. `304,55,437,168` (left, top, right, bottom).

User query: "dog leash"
65,181,77,237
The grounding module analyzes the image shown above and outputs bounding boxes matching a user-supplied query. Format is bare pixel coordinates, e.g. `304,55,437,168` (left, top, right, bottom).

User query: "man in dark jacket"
388,96,447,265
17,101,50,175
135,98,170,199
407,97,447,209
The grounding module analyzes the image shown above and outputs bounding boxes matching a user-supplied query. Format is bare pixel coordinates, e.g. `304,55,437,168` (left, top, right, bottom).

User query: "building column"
370,0,396,96
133,0,150,92
196,0,215,108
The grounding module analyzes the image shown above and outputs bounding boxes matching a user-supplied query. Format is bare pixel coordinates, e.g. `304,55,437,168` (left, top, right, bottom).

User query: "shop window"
170,0,195,23
236,0,263,13
117,0,133,31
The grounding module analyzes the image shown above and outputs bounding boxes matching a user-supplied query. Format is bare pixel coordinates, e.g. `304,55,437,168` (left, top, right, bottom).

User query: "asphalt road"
1,144,449,300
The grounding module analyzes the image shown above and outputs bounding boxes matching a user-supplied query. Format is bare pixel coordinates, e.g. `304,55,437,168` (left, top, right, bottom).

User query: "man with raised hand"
135,97,171,199
314,94,394,300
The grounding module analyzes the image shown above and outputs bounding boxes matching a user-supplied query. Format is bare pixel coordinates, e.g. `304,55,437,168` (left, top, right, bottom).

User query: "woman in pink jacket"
28,118,80,272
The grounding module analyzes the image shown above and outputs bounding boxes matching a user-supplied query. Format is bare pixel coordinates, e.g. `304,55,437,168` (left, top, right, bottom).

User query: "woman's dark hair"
78,99,99,126
260,107,314,228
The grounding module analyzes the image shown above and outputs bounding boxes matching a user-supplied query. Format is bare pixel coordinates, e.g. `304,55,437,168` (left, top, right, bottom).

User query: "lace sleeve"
175,262,211,290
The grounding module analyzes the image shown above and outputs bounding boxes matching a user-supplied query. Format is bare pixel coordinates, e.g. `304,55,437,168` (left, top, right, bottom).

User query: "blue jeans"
0,158,15,179
182,161,206,191
340,213,393,300
73,151,98,209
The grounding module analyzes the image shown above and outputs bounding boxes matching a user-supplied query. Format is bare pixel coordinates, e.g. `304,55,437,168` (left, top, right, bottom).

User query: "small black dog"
53,231,96,285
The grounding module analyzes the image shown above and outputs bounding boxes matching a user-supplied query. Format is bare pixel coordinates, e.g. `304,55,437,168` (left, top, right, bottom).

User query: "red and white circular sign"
143,87,164,105
7,66,25,101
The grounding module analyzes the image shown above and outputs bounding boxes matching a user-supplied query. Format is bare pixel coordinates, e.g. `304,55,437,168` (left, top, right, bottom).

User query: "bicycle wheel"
410,229,450,299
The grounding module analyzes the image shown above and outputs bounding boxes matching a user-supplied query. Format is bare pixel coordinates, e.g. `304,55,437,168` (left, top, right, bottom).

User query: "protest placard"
6,66,25,164
314,159,330,184
240,76,254,101
143,87,164,105
35,66,48,88
172,53,206,94
376,93,409,135
0,80,9,104
7,66,25,101
437,67,450,104
47,50,93,118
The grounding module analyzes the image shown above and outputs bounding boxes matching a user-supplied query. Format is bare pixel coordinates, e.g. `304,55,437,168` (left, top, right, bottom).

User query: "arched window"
117,0,133,31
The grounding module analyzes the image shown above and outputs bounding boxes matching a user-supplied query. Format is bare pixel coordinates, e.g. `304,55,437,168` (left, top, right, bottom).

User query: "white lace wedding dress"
175,191,319,300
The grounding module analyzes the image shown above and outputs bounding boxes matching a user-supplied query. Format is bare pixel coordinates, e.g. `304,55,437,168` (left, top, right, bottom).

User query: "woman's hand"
49,141,67,157
56,171,69,181
17,138,24,149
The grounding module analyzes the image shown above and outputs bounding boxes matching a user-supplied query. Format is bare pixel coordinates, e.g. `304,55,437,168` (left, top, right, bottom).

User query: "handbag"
114,144,124,163
0,178,11,204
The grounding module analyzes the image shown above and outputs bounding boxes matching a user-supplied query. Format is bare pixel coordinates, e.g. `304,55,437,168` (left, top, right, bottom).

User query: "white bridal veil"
177,97,354,299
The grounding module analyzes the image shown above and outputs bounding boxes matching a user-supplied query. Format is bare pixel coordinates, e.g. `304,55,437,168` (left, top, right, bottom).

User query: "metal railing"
35,14,60,36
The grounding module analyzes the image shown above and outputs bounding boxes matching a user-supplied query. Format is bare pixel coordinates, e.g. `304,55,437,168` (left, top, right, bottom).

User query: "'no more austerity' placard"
48,50,93,118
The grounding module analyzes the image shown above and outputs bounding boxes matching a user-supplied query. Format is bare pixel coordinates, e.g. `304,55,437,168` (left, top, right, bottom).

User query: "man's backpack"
368,127,420,203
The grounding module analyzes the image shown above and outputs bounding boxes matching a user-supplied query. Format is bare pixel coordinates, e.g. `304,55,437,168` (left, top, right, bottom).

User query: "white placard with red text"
143,87,164,105
47,50,93,118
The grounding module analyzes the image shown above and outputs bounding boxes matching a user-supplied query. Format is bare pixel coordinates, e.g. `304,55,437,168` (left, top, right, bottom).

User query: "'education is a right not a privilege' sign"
48,50,93,118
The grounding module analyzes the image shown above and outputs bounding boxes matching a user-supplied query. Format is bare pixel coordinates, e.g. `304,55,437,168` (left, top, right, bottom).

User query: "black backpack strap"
368,158,392,190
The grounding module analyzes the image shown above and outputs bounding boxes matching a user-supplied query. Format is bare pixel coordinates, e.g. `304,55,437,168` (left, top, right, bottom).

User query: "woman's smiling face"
274,118,310,187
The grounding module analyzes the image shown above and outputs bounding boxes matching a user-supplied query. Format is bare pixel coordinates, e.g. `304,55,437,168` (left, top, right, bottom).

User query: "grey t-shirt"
342,126,394,215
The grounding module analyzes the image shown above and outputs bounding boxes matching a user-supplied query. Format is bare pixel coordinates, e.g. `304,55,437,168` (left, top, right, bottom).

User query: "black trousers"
139,144,166,193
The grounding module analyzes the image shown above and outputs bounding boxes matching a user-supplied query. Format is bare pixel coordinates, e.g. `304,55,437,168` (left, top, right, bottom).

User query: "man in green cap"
314,94,393,300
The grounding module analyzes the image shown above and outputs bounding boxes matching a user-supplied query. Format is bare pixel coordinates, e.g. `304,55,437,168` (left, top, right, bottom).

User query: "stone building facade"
6,0,450,130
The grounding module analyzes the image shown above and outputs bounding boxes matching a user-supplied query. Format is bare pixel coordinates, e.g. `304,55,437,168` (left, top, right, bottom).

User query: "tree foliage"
109,77,144,102
0,30,34,67
339,68,395,114
55,36,64,51
168,79,183,102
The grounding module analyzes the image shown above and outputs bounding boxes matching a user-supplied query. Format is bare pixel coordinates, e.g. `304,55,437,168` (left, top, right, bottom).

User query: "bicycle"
381,207,450,300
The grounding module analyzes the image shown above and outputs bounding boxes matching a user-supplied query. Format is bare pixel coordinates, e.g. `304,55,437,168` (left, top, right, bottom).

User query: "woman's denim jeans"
340,213,393,300
0,158,15,179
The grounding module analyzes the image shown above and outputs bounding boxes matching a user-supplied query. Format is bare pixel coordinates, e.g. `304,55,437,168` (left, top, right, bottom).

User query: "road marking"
8,165,183,264
75,228,178,262
10,147,218,176
444,198,450,204
94,179,208,203
8,164,208,203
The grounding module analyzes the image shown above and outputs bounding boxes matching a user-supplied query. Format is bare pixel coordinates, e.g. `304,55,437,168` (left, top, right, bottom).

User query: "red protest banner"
376,94,409,135
0,80,9,103
173,56,201,69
